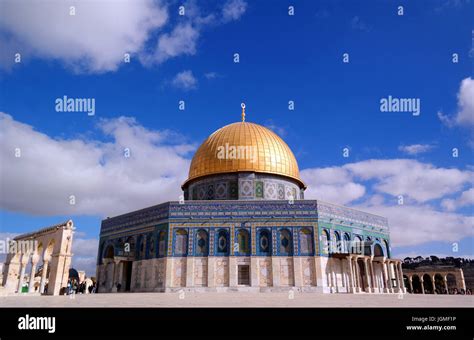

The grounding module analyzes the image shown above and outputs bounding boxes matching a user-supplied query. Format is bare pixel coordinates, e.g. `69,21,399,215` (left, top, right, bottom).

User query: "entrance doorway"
238,265,250,285
122,261,133,292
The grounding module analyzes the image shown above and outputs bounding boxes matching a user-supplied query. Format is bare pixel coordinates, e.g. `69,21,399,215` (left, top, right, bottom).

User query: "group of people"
65,278,97,295
446,288,471,295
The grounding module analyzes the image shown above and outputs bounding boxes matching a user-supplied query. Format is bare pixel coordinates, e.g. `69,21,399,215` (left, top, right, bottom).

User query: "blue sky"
0,0,473,275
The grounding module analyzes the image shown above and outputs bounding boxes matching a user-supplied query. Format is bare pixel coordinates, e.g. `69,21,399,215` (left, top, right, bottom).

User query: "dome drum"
184,172,304,201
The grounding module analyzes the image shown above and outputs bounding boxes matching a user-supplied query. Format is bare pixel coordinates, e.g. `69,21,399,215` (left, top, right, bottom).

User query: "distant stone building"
96,110,404,294
1,221,74,295
402,257,472,294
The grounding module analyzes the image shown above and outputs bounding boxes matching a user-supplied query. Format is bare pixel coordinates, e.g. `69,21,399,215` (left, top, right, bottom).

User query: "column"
229,257,238,287
114,260,122,291
370,259,377,292
39,260,49,294
396,263,404,293
431,275,436,294
207,257,215,288
330,259,337,292
340,259,346,290
459,270,466,291
364,259,371,293
398,262,405,293
443,276,449,294
420,276,425,294
408,276,413,293
17,260,26,293
251,257,259,287
185,257,194,288
354,258,361,292
28,260,38,293
381,261,388,292
348,257,355,293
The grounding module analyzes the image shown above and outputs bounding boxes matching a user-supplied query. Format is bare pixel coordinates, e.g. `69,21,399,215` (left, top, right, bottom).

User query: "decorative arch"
343,233,351,253
434,274,445,294
215,229,229,256
44,239,55,261
257,229,271,256
320,229,330,255
299,228,313,255
278,229,293,256
103,244,115,259
147,233,155,259
446,273,457,291
422,274,434,294
351,235,362,254
136,235,146,260
383,239,390,258
403,275,411,293
157,231,167,257
236,229,250,256
174,229,188,256
333,231,341,253
373,243,384,257
411,274,422,294
195,229,209,256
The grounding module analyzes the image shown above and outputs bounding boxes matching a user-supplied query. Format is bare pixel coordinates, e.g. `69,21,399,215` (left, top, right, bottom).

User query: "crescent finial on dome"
241,103,246,122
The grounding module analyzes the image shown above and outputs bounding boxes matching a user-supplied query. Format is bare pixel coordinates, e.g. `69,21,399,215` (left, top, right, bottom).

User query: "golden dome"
183,121,305,188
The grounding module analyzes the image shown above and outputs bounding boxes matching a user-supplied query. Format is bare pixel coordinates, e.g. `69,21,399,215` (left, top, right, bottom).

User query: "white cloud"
0,0,248,73
441,187,474,211
71,237,99,276
204,72,219,79
354,203,473,247
301,159,474,247
171,70,198,90
222,0,247,22
141,0,247,66
345,159,472,202
0,112,193,217
301,167,366,205
150,23,200,64
438,77,474,133
72,237,99,258
264,120,287,137
0,0,168,73
398,143,434,155
72,256,97,277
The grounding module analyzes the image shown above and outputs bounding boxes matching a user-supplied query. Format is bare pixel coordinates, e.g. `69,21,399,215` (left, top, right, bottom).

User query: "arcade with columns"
1,220,74,296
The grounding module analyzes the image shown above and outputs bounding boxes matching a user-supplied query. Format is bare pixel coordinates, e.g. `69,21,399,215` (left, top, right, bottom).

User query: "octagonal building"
96,109,405,294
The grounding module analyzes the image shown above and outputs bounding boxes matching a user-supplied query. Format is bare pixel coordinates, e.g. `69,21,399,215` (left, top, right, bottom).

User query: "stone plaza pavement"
0,292,473,307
